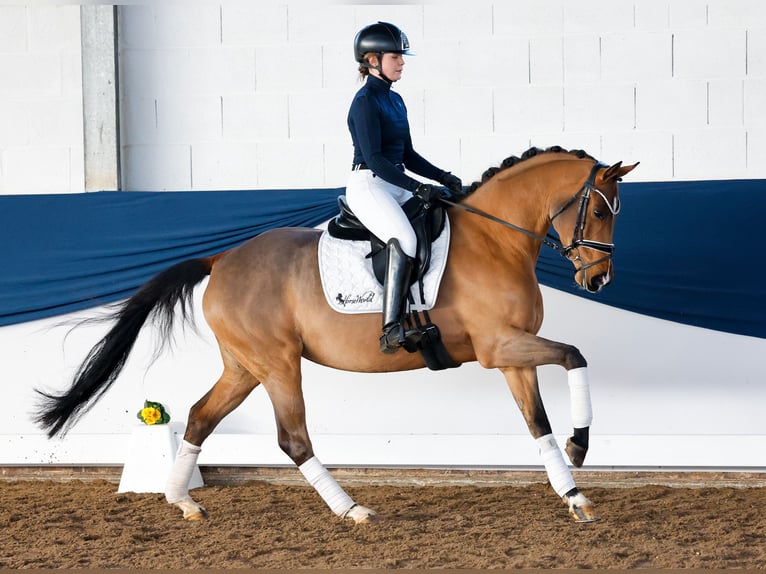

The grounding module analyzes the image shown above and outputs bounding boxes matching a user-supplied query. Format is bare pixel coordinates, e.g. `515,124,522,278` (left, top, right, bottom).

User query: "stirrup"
380,322,404,354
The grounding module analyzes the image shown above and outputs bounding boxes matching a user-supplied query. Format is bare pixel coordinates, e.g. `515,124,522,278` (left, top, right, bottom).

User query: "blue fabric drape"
536,179,765,339
2,180,764,339
1,188,341,325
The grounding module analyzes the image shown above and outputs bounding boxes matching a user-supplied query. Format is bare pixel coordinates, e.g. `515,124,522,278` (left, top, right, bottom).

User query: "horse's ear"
602,161,639,183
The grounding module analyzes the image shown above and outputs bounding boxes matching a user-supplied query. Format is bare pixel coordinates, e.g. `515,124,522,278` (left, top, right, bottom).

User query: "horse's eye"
593,209,605,220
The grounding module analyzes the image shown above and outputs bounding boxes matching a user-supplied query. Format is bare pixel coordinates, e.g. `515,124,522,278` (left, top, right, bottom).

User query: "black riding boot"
379,238,414,354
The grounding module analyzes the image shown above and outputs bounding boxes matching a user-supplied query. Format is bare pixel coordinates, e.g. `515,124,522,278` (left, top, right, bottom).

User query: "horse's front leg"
564,367,591,468
500,363,598,523
481,329,593,467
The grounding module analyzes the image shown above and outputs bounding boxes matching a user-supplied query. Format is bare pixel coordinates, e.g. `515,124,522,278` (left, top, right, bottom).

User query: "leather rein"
438,161,620,272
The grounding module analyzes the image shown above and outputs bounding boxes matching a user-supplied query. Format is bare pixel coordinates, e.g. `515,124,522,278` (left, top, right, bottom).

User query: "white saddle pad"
318,218,450,314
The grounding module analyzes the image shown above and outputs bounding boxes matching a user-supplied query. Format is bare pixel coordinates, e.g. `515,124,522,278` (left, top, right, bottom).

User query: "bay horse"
36,146,638,524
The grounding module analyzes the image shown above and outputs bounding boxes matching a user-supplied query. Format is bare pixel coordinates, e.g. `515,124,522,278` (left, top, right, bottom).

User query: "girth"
327,195,447,285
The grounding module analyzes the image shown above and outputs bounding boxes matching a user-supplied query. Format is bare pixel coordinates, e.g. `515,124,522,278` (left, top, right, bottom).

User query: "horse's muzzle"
584,272,611,293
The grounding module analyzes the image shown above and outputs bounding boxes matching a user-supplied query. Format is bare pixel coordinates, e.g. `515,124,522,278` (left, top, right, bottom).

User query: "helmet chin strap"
365,52,393,83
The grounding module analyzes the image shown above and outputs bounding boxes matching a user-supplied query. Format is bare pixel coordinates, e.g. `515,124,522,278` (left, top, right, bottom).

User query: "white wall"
1,2,765,471
116,1,766,190
0,5,83,194
2,2,765,192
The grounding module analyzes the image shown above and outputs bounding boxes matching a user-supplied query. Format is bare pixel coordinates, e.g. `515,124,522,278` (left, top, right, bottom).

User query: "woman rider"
346,21,463,354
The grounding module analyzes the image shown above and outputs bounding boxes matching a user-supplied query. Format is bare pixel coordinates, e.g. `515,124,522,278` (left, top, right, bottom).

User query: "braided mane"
464,145,595,196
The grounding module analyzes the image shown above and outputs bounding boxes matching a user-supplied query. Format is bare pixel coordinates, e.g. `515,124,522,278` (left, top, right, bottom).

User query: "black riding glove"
413,183,440,205
439,171,463,194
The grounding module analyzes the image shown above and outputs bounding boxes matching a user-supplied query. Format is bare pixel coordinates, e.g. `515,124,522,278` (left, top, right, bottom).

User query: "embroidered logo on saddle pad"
318,218,450,314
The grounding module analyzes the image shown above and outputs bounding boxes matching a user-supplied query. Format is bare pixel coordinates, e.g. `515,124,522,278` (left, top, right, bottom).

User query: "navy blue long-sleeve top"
347,75,445,192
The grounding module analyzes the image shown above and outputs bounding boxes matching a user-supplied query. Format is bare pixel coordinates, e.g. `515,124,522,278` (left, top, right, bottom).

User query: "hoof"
565,492,600,523
173,496,208,521
565,436,587,468
184,509,207,521
345,504,377,524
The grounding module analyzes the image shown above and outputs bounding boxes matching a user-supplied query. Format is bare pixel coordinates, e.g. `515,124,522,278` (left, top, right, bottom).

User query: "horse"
35,146,638,524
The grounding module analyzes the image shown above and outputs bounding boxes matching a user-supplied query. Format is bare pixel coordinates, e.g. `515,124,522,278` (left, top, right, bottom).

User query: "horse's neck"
468,156,587,247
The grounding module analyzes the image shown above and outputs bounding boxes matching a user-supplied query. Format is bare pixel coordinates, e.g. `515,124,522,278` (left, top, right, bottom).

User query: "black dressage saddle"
327,195,447,286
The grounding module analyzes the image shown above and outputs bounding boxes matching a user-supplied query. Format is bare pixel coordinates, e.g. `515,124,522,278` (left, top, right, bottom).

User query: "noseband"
440,160,620,274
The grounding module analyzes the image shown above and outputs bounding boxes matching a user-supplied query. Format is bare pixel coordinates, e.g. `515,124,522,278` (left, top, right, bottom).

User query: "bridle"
550,161,621,276
439,160,621,278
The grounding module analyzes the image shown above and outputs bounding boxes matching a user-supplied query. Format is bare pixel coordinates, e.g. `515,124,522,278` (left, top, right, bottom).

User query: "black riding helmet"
353,21,413,64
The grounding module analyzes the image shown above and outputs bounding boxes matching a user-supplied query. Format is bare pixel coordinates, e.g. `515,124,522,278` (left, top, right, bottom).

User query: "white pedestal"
118,424,204,493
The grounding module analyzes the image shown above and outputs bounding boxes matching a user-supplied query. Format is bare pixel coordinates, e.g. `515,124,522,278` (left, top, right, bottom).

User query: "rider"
346,21,463,354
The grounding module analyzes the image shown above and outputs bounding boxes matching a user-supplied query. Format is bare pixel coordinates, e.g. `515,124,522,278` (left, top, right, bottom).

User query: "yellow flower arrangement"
137,400,170,425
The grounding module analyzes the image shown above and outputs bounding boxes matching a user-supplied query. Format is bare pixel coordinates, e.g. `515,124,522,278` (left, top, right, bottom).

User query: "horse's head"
551,160,639,293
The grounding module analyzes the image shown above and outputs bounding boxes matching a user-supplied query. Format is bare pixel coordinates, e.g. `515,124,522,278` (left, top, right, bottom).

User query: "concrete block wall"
0,5,83,194
115,1,766,192
0,2,764,193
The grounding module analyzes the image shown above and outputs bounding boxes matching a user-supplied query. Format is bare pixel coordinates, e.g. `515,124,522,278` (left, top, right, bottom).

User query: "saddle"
327,196,447,285
326,196,459,371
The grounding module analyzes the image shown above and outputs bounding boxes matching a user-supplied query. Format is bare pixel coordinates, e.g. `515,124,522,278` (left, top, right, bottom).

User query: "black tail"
35,258,213,438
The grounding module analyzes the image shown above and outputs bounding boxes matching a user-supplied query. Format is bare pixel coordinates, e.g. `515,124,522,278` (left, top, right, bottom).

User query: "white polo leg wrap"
165,440,201,504
299,456,356,518
567,367,593,428
537,434,576,497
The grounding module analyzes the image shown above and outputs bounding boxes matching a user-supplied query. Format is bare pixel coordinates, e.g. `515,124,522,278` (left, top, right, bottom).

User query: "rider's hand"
413,183,440,205
439,171,463,194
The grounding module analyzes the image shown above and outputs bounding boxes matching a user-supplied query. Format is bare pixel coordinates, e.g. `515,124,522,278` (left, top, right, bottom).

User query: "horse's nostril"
586,274,609,293
597,274,611,289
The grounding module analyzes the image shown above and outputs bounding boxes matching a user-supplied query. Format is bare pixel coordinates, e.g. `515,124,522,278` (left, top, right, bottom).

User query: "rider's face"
374,52,405,82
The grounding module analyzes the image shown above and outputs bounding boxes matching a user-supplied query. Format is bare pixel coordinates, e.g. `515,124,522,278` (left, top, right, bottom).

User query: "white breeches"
345,170,417,258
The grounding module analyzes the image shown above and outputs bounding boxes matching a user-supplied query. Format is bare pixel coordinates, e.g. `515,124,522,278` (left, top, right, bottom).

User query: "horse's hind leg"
165,352,261,520
502,366,598,523
261,361,377,524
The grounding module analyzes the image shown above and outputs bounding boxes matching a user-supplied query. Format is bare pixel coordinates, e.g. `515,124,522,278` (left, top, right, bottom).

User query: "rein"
438,196,566,253
439,161,618,263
